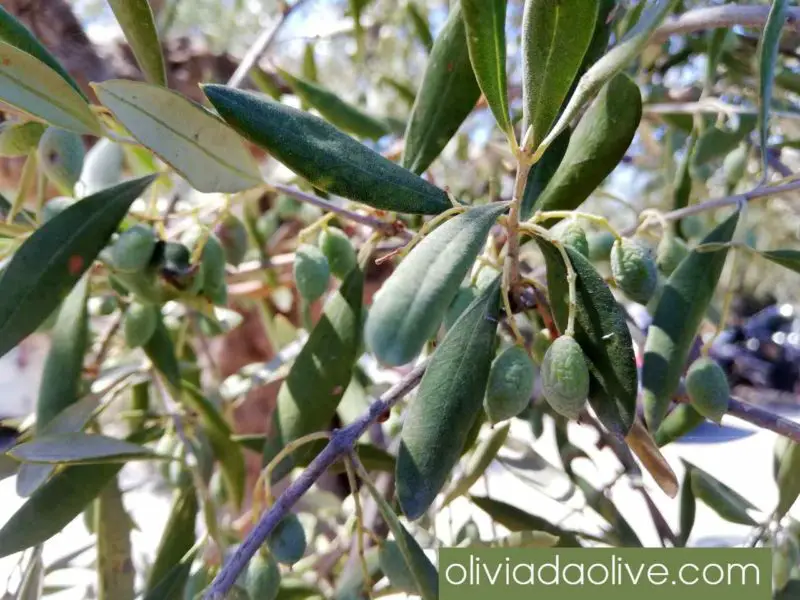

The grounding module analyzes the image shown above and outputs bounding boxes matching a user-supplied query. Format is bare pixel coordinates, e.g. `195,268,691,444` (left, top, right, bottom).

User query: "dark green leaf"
108,0,166,86
279,69,390,140
96,477,135,600
760,249,800,274
776,440,800,519
469,495,581,547
677,467,696,546
0,175,156,359
203,84,449,215
0,463,122,558
406,2,433,52
642,210,740,430
402,2,480,175
263,267,363,478
0,5,86,99
522,0,598,151
365,203,507,366
757,0,788,178
145,483,198,596
143,315,182,391
142,546,199,600
534,239,637,436
9,433,158,464
574,474,641,546
182,383,246,509
396,279,500,520
462,0,512,137
688,461,759,526
531,73,641,216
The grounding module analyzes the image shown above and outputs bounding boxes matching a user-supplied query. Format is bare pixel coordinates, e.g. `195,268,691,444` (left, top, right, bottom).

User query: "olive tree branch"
204,361,428,598
652,6,800,44
227,0,313,89
718,397,800,443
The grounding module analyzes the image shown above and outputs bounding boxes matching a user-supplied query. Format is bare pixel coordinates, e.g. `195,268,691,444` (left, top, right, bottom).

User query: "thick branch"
726,397,800,443
204,362,427,598
652,6,800,44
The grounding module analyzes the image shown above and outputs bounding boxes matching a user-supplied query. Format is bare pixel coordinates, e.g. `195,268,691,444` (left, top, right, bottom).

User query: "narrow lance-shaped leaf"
360,462,438,600
469,495,581,547
108,0,167,86
757,0,788,179
396,279,501,520
0,41,101,135
278,69,390,140
688,462,759,526
0,463,122,558
533,0,676,160
95,81,261,193
141,546,200,600
9,433,159,464
15,545,43,600
534,239,637,437
95,477,135,600
0,175,156,359
642,210,740,430
144,483,198,596
462,0,513,138
263,267,363,478
402,2,481,175
203,84,450,215
574,474,641,547
365,202,508,367
441,422,510,507
143,315,182,391
776,440,800,519
531,73,641,218
182,383,246,509
0,6,86,99
677,467,696,547
406,2,433,52
759,249,800,275
522,0,598,151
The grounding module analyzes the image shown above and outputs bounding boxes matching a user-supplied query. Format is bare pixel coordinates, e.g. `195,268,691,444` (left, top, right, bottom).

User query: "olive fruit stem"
269,182,413,240
204,361,428,599
297,212,337,245
399,205,467,258
520,223,578,337
530,210,623,241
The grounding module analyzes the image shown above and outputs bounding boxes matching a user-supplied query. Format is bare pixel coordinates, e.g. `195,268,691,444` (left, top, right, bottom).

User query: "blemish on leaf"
67,255,84,275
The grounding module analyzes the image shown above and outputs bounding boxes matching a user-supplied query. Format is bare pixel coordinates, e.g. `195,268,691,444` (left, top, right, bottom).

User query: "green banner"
439,548,770,599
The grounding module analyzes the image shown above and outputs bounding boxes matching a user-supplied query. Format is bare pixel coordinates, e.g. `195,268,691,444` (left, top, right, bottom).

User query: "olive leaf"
402,2,480,175
406,2,433,52
203,84,450,215
365,202,507,366
396,278,501,520
278,69,390,140
15,545,43,600
757,0,789,178
521,0,598,151
642,210,740,430
691,115,756,176
360,463,438,600
440,422,510,507
182,383,246,509
531,73,641,217
469,495,581,547
263,267,363,479
144,483,198,596
776,440,800,519
759,249,800,274
108,0,166,87
462,0,513,138
0,6,86,99
0,41,101,135
0,463,122,558
9,433,159,464
95,477,135,600
687,461,759,526
533,0,675,159
677,467,696,546
94,80,261,193
143,315,183,392
142,546,200,600
0,175,156,360
534,238,637,437
574,475,641,547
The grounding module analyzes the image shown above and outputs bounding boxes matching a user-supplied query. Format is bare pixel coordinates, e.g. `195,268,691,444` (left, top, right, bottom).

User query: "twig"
652,6,800,45
269,183,412,240
726,396,800,443
227,0,314,89
622,178,800,236
204,361,428,598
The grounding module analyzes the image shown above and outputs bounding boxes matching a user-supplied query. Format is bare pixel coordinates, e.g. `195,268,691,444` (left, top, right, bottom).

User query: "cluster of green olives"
293,226,357,301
